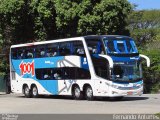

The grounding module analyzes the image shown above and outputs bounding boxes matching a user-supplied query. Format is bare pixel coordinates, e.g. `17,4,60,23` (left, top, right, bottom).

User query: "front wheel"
24,85,31,98
72,86,83,100
85,86,94,101
31,85,39,98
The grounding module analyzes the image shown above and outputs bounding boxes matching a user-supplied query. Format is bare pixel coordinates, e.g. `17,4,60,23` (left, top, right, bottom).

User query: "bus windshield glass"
111,61,142,82
103,37,138,54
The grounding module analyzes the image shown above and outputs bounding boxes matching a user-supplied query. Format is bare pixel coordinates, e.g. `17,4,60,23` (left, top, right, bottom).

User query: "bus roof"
10,37,84,48
84,35,132,40
11,35,133,48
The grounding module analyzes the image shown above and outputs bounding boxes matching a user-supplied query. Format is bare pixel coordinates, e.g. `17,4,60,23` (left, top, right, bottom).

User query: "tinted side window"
17,48,25,59
63,67,91,79
46,43,59,57
36,67,91,80
76,68,91,79
14,47,34,59
25,47,34,59
59,42,71,56
35,45,46,58
36,68,63,80
72,41,86,57
91,56,109,79
86,39,105,54
63,67,76,79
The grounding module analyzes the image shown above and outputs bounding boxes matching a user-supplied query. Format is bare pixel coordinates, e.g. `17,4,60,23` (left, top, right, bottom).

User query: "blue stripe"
111,56,140,62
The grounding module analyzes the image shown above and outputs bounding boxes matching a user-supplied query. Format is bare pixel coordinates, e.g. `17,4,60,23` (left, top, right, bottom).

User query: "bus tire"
31,85,38,98
72,85,83,100
85,86,94,101
24,85,31,98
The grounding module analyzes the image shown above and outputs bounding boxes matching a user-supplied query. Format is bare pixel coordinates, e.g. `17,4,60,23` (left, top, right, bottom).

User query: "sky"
128,0,160,10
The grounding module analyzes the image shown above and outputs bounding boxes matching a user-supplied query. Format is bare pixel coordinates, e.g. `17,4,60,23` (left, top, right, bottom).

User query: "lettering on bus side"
19,60,35,77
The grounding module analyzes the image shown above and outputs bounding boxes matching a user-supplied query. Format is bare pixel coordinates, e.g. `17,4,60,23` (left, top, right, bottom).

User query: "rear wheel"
85,86,94,101
72,86,83,100
31,85,38,98
24,85,31,98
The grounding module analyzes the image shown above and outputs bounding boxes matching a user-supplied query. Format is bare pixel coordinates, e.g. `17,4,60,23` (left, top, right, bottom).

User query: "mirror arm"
139,54,150,67
99,54,113,68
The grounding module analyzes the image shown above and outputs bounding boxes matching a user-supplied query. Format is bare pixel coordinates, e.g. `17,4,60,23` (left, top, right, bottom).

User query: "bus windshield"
85,36,142,82
111,61,142,82
103,38,138,54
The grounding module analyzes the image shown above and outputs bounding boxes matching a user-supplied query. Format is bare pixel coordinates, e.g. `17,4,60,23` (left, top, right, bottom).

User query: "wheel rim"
32,87,38,96
74,87,80,98
86,87,93,98
25,87,29,95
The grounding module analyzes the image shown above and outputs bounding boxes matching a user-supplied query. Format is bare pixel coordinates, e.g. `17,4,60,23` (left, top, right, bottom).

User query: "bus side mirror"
139,54,150,67
98,54,113,68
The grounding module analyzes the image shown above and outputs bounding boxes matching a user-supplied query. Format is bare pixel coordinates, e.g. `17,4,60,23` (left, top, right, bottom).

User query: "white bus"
10,35,150,100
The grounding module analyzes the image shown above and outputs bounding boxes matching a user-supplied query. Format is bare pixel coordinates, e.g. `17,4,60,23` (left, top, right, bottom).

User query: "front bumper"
108,86,143,97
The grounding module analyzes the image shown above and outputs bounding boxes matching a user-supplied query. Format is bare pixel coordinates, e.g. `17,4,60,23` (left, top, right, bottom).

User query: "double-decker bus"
10,35,150,100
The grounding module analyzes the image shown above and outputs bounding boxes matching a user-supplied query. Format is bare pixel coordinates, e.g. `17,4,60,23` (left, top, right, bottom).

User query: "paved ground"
0,93,159,114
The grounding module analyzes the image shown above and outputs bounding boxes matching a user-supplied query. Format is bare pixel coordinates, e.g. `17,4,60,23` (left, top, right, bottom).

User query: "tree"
141,50,160,93
128,10,160,93
0,0,57,76
128,10,160,46
0,0,56,44
0,0,132,42
54,0,132,37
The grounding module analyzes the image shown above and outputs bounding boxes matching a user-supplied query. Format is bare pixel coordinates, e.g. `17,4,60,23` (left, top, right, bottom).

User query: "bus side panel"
11,57,66,95
57,56,81,95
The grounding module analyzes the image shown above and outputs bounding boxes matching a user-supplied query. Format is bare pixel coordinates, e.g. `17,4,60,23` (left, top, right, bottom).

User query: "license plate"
127,92,133,95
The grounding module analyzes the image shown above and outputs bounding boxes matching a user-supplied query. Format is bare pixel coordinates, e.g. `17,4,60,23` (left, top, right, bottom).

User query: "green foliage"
0,0,24,14
0,0,132,41
0,33,2,44
151,83,160,94
55,0,132,37
128,10,160,93
155,113,160,118
79,0,132,35
30,0,52,18
30,0,56,41
0,0,56,43
54,0,92,37
128,10,160,46
0,56,8,76
140,49,160,93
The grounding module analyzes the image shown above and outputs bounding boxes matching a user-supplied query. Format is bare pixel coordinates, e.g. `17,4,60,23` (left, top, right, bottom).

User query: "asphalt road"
0,93,159,114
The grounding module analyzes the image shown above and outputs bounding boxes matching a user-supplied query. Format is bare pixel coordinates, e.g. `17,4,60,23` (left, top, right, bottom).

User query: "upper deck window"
58,41,86,57
104,38,138,54
85,38,105,55
11,47,34,59
46,43,58,57
11,40,86,60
